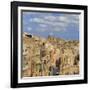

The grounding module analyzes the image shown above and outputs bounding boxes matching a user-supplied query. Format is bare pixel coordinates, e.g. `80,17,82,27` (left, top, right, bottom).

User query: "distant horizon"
22,11,80,40
23,31,79,41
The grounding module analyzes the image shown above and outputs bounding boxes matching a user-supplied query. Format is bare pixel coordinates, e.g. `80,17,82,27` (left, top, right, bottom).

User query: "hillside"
22,32,79,77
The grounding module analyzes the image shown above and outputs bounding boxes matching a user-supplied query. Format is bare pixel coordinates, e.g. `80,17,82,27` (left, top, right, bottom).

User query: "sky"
22,11,80,40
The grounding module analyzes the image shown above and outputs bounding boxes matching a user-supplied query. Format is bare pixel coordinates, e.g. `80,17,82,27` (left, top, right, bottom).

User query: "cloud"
58,14,79,25
37,29,47,32
27,12,79,33
23,11,79,40
65,14,79,24
58,16,68,21
44,15,57,21
29,17,67,27
39,24,47,28
27,27,32,31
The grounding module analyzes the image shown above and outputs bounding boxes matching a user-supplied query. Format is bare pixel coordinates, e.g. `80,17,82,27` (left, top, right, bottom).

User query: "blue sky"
22,11,80,40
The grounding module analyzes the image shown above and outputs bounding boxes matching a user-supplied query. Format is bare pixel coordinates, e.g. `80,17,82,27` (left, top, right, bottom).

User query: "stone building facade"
22,33,80,77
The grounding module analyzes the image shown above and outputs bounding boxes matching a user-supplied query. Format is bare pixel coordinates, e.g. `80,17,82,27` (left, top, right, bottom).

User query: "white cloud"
66,14,79,24
27,27,32,31
58,14,79,25
44,16,56,21
58,16,68,21
39,24,47,27
37,29,47,32
30,17,67,27
28,13,79,33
